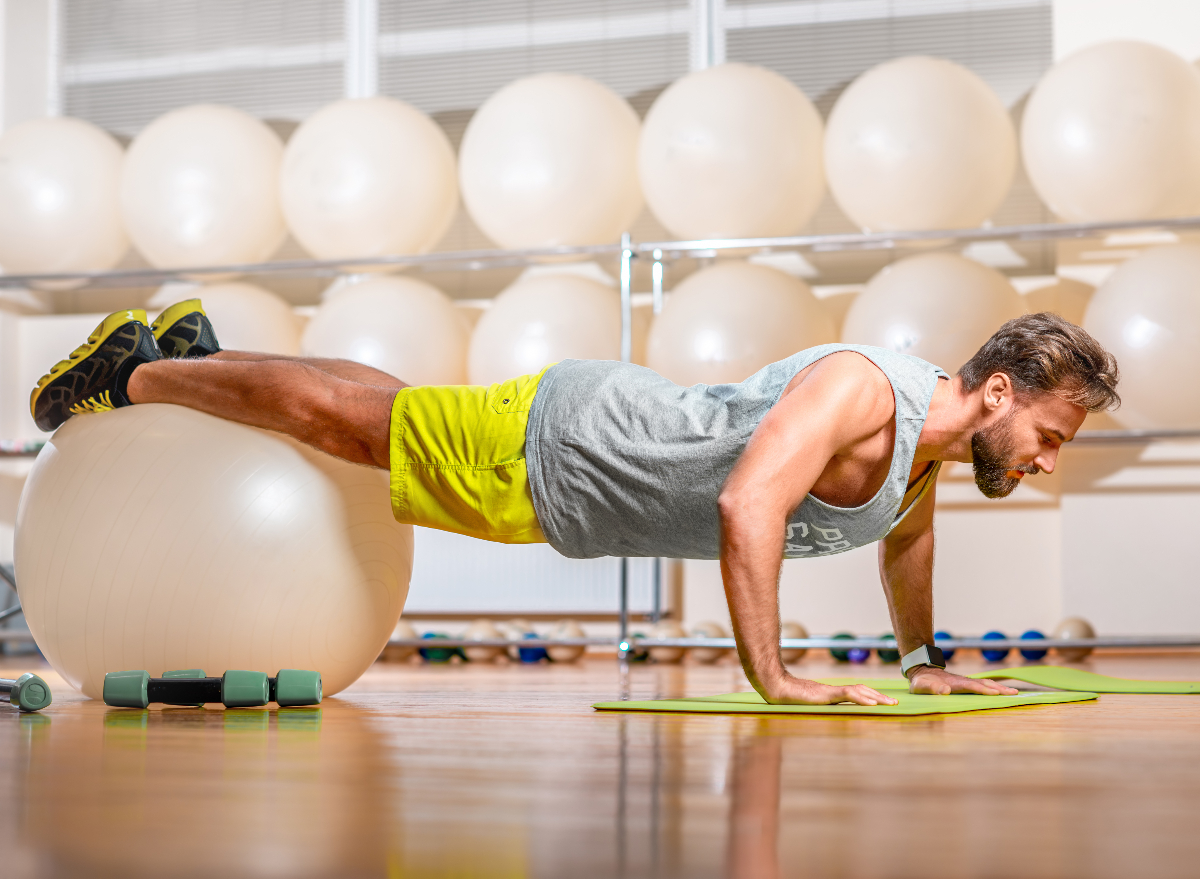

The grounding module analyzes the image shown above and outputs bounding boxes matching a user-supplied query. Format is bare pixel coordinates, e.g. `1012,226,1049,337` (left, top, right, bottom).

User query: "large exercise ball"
151,282,301,355
825,56,1016,231
1083,244,1200,428
0,117,128,274
841,252,1023,373
120,104,286,268
647,261,835,386
459,73,643,249
302,276,468,385
280,97,458,260
638,63,824,240
468,273,619,384
14,405,413,699
1022,41,1200,222
1024,277,1093,327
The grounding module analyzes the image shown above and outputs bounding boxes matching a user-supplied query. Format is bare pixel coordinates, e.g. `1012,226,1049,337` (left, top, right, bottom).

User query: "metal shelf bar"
386,636,1200,650
3,214,1200,290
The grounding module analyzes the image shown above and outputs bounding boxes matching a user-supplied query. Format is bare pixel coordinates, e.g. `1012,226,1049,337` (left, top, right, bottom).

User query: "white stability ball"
459,73,643,249
825,56,1016,232
639,63,825,240
302,276,468,385
1023,277,1094,328
1022,41,1200,222
280,97,458,260
0,117,128,274
14,405,413,699
468,273,620,385
841,252,1023,373
647,261,835,387
1083,244,1200,429
153,282,301,355
120,104,287,268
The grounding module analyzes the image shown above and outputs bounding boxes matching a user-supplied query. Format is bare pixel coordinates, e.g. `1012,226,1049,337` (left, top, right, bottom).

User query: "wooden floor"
1,652,1199,879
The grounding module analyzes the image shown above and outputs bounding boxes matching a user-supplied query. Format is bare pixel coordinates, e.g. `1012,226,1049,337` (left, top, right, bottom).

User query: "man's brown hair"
958,312,1120,412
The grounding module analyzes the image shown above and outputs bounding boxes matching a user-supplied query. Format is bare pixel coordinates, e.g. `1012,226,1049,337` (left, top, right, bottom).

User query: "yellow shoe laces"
68,390,116,415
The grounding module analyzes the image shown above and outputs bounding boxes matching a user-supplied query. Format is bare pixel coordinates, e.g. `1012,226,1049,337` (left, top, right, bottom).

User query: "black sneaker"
151,298,222,359
29,309,161,432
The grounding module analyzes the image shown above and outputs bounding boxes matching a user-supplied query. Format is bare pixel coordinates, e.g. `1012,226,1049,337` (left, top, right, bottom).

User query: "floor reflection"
726,721,782,879
1,700,393,877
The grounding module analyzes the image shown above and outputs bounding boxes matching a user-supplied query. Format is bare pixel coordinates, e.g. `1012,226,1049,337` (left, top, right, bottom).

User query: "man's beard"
971,412,1038,498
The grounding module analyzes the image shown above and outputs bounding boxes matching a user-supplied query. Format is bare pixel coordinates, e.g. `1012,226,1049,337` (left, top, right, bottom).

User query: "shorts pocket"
487,369,545,414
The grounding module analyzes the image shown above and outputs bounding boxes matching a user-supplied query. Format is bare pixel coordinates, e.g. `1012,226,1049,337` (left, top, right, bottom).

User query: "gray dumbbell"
0,673,52,712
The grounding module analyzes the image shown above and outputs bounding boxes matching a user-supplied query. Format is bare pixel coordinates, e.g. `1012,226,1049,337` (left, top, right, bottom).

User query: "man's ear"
982,373,1013,413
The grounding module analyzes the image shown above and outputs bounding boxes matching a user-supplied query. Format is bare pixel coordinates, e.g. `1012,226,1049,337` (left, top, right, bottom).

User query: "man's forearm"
718,503,789,696
878,528,936,659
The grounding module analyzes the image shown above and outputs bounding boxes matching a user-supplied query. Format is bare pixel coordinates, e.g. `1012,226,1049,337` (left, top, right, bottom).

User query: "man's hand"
907,666,1018,696
763,673,899,706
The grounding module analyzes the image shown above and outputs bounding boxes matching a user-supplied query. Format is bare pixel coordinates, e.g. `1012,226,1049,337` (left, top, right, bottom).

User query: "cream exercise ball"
153,282,301,355
468,273,620,385
647,261,835,386
462,619,503,663
780,621,809,663
302,276,468,385
547,619,586,663
1024,278,1094,327
1022,41,1200,222
280,97,458,260
638,63,824,240
459,73,643,249
120,104,286,268
0,117,128,274
1083,244,1200,428
841,252,1023,373
825,56,1016,231
14,405,413,699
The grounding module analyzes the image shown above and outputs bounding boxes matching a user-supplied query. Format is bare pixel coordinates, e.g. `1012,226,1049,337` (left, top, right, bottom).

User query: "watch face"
927,644,947,668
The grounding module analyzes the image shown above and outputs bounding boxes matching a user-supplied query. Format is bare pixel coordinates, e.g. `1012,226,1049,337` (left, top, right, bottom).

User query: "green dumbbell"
103,668,322,709
0,673,52,712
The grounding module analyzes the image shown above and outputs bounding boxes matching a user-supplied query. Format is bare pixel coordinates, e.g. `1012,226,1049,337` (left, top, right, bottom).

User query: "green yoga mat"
969,666,1200,694
593,686,1096,717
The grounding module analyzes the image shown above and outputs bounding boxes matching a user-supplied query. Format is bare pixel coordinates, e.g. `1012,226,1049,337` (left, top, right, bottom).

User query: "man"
30,301,1119,707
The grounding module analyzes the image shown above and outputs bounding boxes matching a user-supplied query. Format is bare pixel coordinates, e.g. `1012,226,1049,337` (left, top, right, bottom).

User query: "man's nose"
1035,448,1058,474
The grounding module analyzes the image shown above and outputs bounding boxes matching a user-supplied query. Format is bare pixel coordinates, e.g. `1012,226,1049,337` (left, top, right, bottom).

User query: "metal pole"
619,558,630,657
651,248,665,625
618,234,634,655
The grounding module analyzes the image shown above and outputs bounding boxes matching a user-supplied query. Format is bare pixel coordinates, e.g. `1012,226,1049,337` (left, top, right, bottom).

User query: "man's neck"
914,375,978,465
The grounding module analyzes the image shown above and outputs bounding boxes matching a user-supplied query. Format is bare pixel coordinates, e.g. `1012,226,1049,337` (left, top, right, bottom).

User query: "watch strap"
901,644,946,677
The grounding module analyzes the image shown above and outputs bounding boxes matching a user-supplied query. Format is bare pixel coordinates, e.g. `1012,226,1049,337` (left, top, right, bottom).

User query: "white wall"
1054,0,1200,62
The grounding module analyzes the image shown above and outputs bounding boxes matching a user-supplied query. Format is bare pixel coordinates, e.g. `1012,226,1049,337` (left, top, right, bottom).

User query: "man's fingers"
964,679,1019,695
838,685,898,706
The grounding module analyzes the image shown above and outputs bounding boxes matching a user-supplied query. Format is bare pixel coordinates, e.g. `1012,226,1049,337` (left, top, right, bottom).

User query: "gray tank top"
525,344,947,560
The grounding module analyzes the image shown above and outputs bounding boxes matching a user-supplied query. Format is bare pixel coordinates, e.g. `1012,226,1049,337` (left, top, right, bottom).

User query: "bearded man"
31,306,1119,706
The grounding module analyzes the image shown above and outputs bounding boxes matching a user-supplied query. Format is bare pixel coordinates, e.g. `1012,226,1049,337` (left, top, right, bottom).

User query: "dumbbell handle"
0,673,52,712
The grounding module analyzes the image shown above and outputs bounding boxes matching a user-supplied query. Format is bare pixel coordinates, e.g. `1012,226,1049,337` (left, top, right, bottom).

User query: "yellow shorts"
387,366,551,544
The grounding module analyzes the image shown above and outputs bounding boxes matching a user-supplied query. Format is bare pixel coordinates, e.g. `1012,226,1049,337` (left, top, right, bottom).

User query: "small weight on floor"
830,632,855,663
935,630,956,662
1020,629,1049,661
981,631,1010,662
102,669,322,709
877,634,900,663
0,672,51,712
420,632,458,663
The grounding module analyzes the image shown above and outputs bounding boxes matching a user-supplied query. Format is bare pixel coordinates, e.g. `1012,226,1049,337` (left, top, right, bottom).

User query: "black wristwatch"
901,644,946,678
